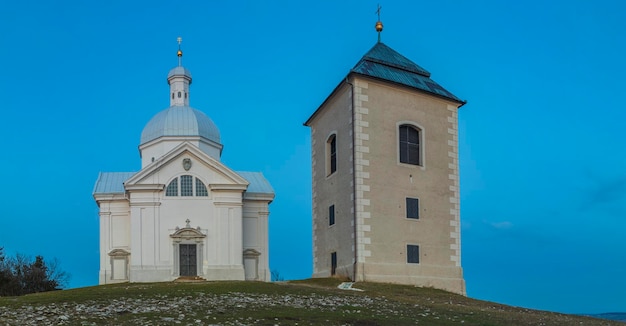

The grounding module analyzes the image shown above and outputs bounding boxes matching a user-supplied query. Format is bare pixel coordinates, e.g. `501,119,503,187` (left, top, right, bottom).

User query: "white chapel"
93,41,274,284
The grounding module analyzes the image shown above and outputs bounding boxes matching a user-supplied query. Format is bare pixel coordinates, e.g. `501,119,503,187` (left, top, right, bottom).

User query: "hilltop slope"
0,279,620,325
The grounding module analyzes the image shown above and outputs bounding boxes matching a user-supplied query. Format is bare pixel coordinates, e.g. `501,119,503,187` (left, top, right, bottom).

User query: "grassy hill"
585,314,626,323
0,278,620,325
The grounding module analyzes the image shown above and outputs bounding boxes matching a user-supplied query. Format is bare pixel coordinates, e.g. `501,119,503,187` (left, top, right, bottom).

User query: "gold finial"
177,36,183,66
375,4,383,43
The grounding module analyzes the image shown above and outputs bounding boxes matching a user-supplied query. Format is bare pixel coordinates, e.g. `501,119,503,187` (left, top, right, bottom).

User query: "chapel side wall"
242,199,271,282
97,199,130,284
356,77,465,294
310,84,355,279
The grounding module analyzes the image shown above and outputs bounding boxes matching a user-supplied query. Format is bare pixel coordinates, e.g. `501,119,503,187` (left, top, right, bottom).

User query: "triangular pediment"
124,142,248,191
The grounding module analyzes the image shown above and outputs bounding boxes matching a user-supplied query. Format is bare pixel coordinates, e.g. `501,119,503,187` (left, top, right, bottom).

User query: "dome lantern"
139,37,222,162
168,37,192,107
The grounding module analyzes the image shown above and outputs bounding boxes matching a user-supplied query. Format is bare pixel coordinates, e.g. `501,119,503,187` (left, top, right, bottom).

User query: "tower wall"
310,84,356,279
309,75,465,295
353,77,464,294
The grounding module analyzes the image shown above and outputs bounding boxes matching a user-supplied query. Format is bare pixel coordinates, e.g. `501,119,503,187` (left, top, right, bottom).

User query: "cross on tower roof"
375,4,384,43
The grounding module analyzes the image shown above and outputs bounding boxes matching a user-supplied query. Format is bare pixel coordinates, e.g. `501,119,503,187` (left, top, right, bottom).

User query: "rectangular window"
406,197,419,219
329,205,335,226
181,175,193,196
331,252,337,275
407,245,420,264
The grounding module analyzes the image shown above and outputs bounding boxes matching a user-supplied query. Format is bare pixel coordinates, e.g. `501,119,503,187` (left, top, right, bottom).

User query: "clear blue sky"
0,0,624,315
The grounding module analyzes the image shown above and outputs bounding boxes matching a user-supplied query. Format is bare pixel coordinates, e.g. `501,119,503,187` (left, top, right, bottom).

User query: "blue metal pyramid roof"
351,43,464,104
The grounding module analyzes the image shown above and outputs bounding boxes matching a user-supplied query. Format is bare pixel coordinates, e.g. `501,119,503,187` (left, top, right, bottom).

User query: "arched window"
399,125,421,165
165,176,209,197
196,178,208,196
166,177,178,196
327,134,337,175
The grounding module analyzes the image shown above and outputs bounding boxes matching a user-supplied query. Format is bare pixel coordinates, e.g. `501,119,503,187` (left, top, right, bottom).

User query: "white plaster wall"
99,146,271,283
242,199,271,281
128,151,248,282
97,198,131,284
140,138,221,167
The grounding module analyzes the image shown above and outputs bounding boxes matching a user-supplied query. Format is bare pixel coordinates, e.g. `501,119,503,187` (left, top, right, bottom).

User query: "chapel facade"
305,22,466,294
93,45,274,284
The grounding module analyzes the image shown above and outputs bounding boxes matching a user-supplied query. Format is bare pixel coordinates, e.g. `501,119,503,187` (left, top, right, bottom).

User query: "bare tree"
271,269,284,282
0,248,70,296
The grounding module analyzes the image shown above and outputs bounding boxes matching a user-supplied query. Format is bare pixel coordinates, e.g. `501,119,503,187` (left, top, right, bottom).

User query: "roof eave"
243,192,275,202
304,76,352,127
93,192,128,203
305,72,466,127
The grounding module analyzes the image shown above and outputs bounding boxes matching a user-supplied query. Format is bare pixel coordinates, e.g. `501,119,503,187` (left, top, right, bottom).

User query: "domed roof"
167,66,192,80
140,106,221,145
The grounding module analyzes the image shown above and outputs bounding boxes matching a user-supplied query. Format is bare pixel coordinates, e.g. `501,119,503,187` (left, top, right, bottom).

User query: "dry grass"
0,279,619,325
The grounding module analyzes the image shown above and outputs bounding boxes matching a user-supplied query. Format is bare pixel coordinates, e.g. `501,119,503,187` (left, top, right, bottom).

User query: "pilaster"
447,104,461,267
353,79,372,265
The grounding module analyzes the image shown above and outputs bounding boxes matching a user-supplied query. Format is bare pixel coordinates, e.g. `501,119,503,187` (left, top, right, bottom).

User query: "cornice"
129,201,162,207
125,184,165,191
210,184,248,191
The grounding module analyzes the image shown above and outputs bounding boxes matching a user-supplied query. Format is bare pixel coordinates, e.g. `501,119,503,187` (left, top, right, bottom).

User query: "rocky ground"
0,281,620,326
0,291,402,325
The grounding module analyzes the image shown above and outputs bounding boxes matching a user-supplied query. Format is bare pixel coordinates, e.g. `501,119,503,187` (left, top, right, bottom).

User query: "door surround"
170,223,206,277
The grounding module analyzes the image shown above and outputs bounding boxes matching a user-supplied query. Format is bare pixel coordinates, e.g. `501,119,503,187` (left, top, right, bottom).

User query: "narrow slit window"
329,205,335,226
327,135,337,175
